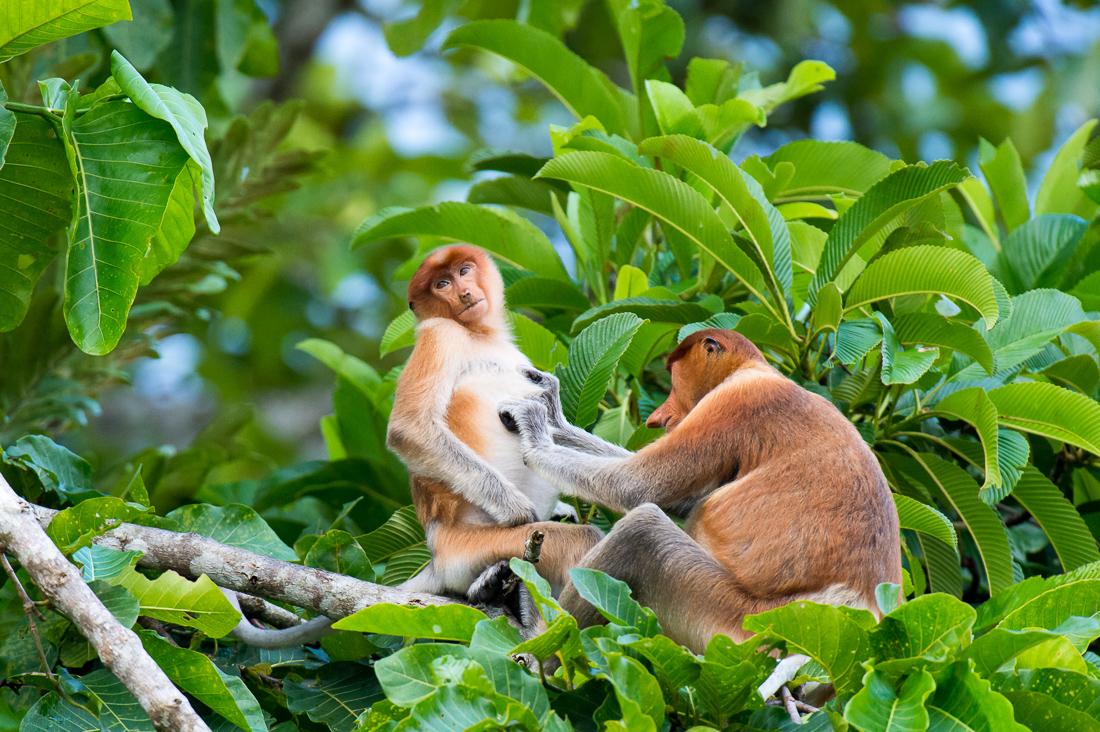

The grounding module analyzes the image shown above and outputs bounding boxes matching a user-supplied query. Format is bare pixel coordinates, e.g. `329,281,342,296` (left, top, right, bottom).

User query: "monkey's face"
647,332,740,431
429,258,490,324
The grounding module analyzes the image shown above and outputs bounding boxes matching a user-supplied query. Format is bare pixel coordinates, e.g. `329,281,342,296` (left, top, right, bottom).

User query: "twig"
138,618,180,646
757,653,811,700
781,686,802,725
0,478,209,731
235,593,303,628
523,530,545,564
0,553,55,686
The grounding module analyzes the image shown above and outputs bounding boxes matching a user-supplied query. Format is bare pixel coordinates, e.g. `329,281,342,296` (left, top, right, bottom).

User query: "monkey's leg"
433,521,603,596
560,503,757,653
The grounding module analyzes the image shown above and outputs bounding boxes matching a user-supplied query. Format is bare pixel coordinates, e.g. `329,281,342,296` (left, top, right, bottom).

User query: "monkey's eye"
459,263,473,276
434,279,450,290
703,337,723,353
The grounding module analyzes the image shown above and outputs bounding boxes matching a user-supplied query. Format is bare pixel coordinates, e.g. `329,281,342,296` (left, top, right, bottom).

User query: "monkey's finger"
499,409,519,433
522,368,546,385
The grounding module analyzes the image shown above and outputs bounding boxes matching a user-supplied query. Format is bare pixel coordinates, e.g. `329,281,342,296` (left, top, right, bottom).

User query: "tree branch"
0,480,209,732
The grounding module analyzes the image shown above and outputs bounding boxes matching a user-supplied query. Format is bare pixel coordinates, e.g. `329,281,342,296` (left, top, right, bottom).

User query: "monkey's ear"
703,336,724,354
408,301,415,311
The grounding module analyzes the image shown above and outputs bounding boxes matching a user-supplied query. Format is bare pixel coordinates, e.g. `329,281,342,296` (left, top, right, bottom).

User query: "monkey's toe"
466,560,512,604
499,409,518,433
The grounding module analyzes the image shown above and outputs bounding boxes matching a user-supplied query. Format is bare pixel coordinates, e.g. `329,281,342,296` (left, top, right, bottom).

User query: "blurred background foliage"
12,0,1100,482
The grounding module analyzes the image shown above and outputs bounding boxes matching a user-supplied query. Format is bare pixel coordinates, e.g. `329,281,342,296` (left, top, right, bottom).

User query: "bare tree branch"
236,592,306,628
0,480,210,732
0,553,55,686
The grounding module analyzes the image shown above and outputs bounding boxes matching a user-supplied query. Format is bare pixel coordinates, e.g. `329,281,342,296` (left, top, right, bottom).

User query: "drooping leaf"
1012,467,1100,571
139,630,267,731
834,318,881,366
0,112,72,332
0,1,131,61
334,603,487,642
510,312,567,371
556,312,644,427
844,246,1000,329
874,312,938,385
117,569,241,637
808,161,968,302
571,297,714,334
351,203,568,280
894,494,956,548
443,20,631,136
140,160,198,285
537,151,771,305
988,381,1100,457
893,313,994,374
467,175,560,214
1,434,93,499
936,388,1006,500
379,310,417,357
62,101,190,355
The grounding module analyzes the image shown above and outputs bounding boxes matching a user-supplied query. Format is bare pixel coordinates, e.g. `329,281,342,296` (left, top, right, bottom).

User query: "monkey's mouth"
459,298,485,313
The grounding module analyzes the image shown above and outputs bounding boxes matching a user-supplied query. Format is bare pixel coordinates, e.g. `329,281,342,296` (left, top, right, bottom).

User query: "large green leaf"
358,504,425,565
926,662,1027,731
510,311,567,370
0,112,72,332
443,20,630,136
871,593,976,670
1036,120,1099,219
81,668,157,731
117,569,240,637
753,140,895,200
556,312,644,427
166,503,296,561
139,630,266,731
351,203,568,280
537,151,771,304
285,663,383,732
334,603,487,642
1,434,93,499
640,134,793,304
999,214,1088,293
110,52,218,233
980,137,1030,232
936,388,1006,500
140,160,197,285
1012,467,1100,571
893,313,994,374
896,453,1015,595
63,100,189,354
744,601,873,698
571,296,714,334
808,161,967,302
988,381,1100,456
894,494,956,548
569,568,660,635
18,693,102,731
844,668,934,732
0,1,131,61
844,246,1000,328
875,312,938,385
998,669,1100,731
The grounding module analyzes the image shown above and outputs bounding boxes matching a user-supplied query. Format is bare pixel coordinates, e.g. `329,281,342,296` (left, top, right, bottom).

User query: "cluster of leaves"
2,0,1100,730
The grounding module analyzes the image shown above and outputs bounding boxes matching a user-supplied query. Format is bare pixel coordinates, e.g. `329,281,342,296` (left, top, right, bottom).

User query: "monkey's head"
407,245,505,331
646,329,766,430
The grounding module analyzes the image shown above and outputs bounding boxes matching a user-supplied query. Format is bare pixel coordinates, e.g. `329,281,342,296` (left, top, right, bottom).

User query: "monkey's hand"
484,475,539,526
498,398,553,455
520,367,568,430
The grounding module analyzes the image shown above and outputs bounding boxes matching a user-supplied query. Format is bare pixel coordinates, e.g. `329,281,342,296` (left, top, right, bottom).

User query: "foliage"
1,1,1099,731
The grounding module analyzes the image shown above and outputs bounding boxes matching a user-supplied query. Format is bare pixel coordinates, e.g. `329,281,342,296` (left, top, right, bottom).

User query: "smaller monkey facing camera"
501,329,902,652
387,245,617,598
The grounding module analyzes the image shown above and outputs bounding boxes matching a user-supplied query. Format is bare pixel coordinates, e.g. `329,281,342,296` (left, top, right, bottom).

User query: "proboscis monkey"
499,328,901,651
387,245,621,596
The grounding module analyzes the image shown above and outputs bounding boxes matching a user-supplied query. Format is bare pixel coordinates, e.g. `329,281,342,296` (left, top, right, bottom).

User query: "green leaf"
811,282,843,335
755,140,895,199
894,494,957,548
968,626,1079,675
375,644,473,706
744,601,873,698
383,0,457,56
609,0,684,96
1012,467,1100,571
285,663,383,732
81,668,156,731
166,503,296,561
1036,119,1099,218
139,630,267,731
602,652,665,731
62,101,190,355
893,313,994,374
443,20,630,136
926,661,1027,731
999,214,1088,293
569,568,660,635
936,388,1006,500
1,434,93,499
351,203,568,280
467,175,560,214
844,246,1000,329
537,151,771,304
640,134,793,303
334,603,486,642
874,312,938,385
73,544,142,582
381,544,432,586
740,60,836,113
118,569,241,637
19,693,101,731
102,0,173,71
297,337,382,396
627,634,702,700
0,1,131,61
0,112,72,332
844,668,934,732
997,577,1100,633
808,161,968,301
47,496,147,554
304,529,374,581
988,381,1100,457
140,160,197,285
380,310,417,357
835,318,881,366
995,668,1100,730
897,453,1015,595
571,297,714,334
980,137,1030,232
678,312,742,341
505,276,589,312
90,580,140,627
510,311,567,370
556,312,644,427
871,593,976,669
358,504,425,564
110,52,219,233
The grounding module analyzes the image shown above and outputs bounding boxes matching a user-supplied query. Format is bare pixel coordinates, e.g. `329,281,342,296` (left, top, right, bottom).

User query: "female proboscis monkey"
387,245,619,597
500,328,902,652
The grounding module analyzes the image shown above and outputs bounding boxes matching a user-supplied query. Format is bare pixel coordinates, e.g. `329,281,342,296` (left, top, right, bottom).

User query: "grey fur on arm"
520,367,630,458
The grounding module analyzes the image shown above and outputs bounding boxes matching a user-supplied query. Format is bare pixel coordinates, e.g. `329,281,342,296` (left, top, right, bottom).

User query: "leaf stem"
2,101,62,116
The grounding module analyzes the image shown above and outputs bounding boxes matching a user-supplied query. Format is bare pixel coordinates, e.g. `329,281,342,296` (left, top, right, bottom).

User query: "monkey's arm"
502,399,733,514
520,368,630,458
389,332,538,525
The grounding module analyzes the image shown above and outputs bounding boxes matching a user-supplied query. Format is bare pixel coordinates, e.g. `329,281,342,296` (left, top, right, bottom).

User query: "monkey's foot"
467,561,542,639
